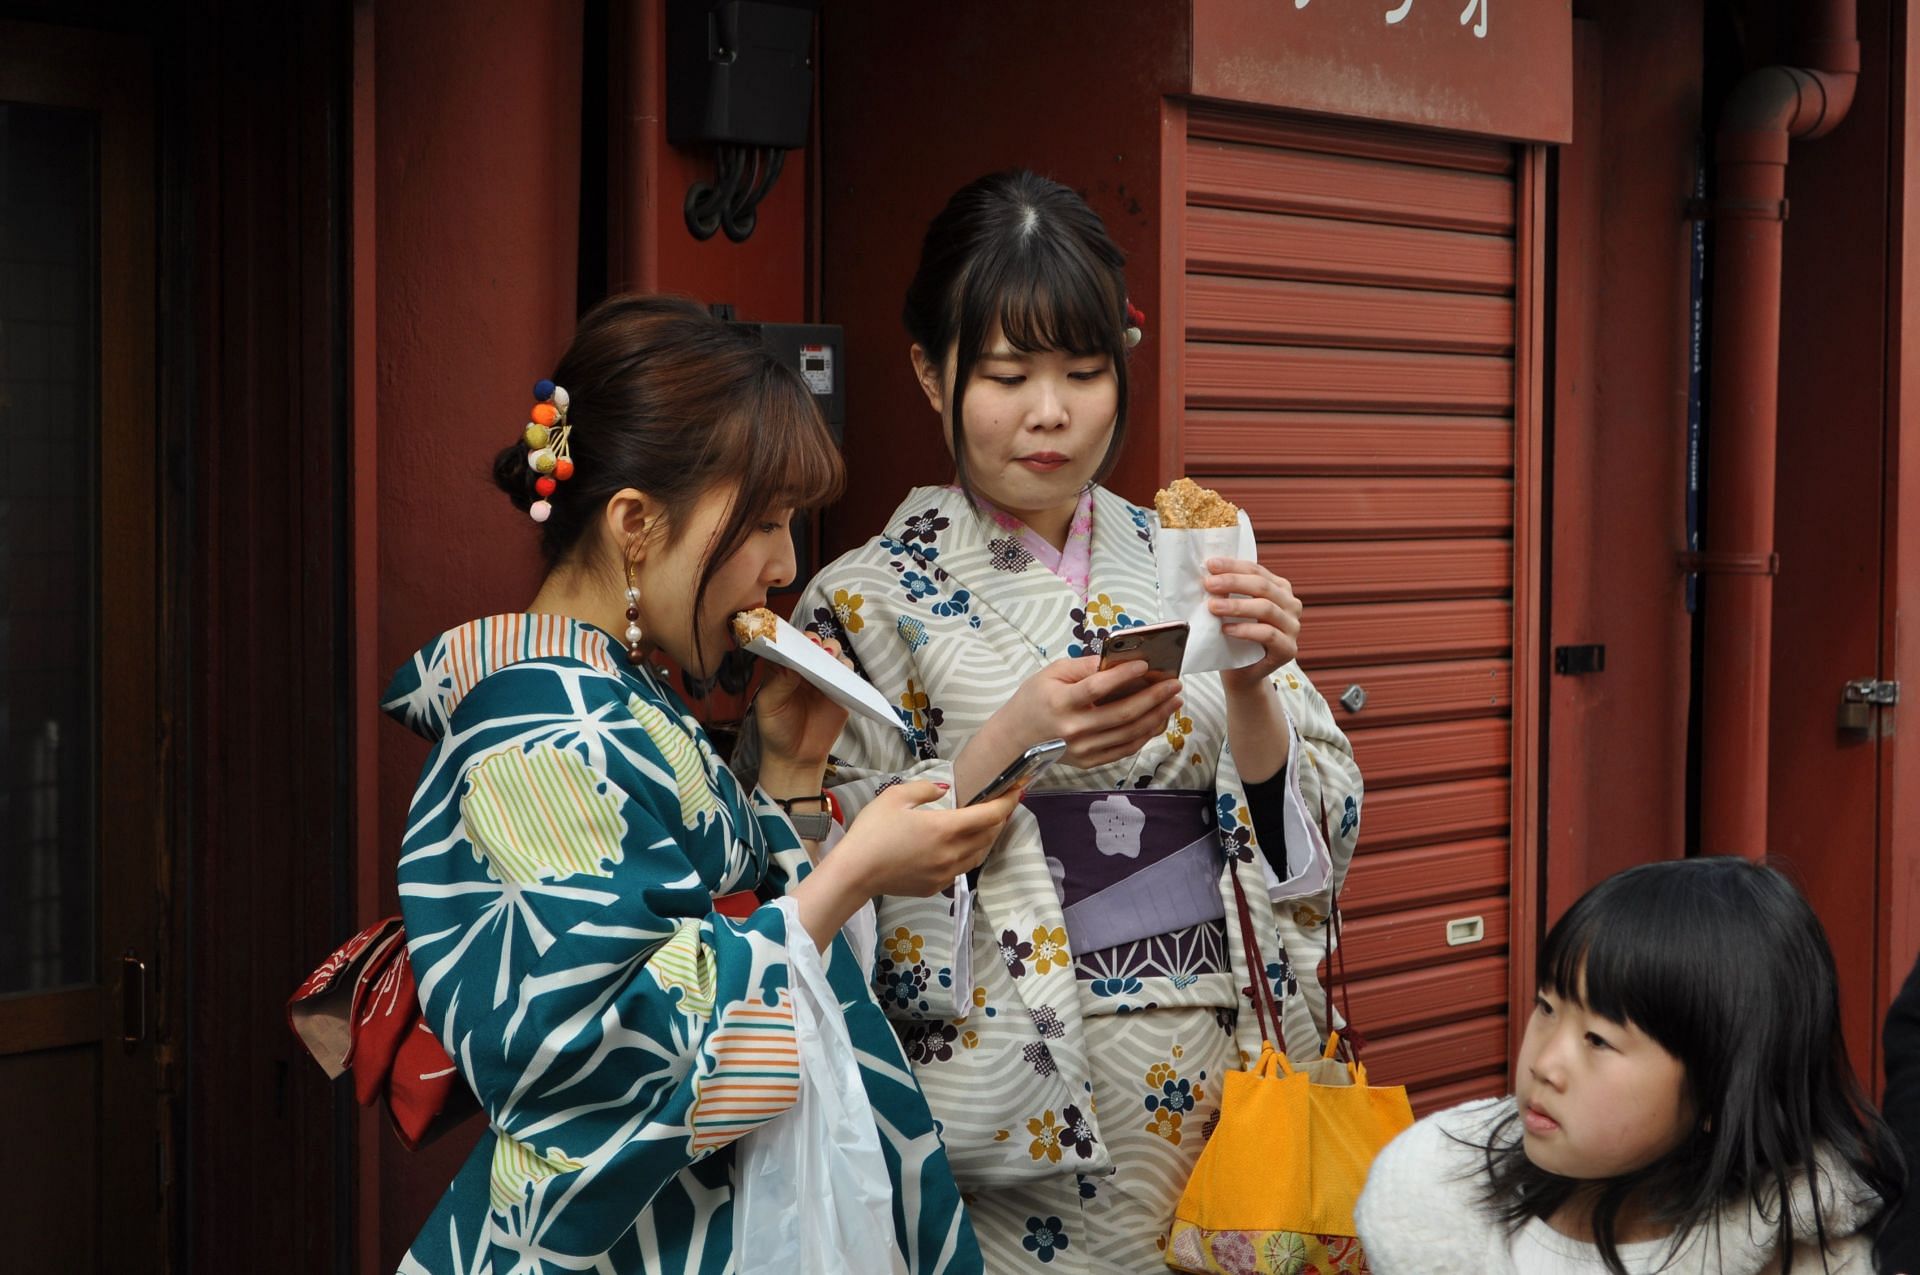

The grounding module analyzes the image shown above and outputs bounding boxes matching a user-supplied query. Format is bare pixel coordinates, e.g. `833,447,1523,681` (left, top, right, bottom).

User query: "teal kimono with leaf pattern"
383,614,979,1275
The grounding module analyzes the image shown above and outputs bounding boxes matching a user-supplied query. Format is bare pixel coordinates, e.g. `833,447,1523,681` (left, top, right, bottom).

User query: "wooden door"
0,22,165,1272
1164,102,1545,1112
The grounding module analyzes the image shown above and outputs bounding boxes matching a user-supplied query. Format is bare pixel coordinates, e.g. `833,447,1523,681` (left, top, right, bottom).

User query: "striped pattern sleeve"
461,743,627,882
688,991,801,1153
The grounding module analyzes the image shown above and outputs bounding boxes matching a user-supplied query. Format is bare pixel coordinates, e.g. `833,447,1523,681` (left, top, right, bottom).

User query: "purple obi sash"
1023,790,1228,980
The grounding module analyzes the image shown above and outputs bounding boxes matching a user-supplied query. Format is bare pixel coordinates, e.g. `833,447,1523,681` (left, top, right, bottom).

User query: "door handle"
121,951,146,1048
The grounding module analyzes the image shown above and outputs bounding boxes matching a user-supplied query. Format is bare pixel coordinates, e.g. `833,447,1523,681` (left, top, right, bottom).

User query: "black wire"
686,143,791,243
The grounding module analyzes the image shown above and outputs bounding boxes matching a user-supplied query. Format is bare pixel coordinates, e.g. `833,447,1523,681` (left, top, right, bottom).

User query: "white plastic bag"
1155,510,1266,676
732,898,907,1274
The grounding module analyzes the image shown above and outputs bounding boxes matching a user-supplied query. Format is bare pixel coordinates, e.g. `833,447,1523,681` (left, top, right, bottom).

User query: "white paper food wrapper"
1155,510,1266,676
744,615,907,734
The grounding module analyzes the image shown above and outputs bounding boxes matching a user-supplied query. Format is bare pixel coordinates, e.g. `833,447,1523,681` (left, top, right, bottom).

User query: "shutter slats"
1189,102,1515,175
1345,718,1511,789
1186,342,1514,413
1188,275,1515,354
1184,411,1514,477
1338,837,1511,916
1271,538,1514,604
1357,778,1511,853
1188,139,1515,234
1337,896,1510,981
1186,111,1520,1109
1310,660,1511,728
1303,599,1512,667
1362,1017,1509,1095
1340,956,1508,1037
1210,476,1514,541
1189,206,1514,293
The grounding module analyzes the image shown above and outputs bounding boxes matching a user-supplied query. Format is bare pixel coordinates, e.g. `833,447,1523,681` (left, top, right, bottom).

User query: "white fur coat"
1354,1098,1882,1274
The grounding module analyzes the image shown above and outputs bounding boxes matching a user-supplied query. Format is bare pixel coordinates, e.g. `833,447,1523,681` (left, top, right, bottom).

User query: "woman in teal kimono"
386,296,1019,1275
793,174,1366,1272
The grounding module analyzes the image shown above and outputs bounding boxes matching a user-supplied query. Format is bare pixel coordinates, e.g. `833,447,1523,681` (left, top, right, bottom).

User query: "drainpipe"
1697,3,1858,860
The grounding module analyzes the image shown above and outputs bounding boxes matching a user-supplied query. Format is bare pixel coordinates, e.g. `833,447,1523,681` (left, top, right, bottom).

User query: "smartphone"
1095,619,1189,703
965,738,1068,807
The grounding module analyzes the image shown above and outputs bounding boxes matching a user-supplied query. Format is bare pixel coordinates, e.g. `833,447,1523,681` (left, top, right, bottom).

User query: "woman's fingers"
874,779,952,810
1076,658,1154,706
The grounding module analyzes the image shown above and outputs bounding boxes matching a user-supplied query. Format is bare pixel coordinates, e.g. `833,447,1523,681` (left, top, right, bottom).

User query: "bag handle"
1317,786,1362,1060
1229,865,1282,1051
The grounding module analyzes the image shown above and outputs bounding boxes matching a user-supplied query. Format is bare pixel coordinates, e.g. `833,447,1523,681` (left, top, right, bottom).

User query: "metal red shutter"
1180,104,1523,1112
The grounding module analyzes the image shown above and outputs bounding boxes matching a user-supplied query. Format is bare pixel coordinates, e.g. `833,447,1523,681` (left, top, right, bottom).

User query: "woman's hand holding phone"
951,655,1183,804
791,780,1023,948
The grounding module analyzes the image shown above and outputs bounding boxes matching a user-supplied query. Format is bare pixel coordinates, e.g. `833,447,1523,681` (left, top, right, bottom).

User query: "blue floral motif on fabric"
1022,1216,1070,1264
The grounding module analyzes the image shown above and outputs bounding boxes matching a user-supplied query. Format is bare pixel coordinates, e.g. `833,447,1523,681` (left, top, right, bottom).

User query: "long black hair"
901,169,1132,502
1477,857,1902,1272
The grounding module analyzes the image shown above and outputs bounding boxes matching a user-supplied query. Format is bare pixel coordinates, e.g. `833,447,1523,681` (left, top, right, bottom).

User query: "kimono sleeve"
399,661,806,1264
789,571,977,1023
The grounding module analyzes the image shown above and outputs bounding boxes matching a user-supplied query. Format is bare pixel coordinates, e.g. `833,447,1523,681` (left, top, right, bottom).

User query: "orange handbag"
1164,870,1413,1274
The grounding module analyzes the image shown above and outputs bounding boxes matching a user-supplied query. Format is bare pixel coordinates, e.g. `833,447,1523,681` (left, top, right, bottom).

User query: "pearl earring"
623,545,645,666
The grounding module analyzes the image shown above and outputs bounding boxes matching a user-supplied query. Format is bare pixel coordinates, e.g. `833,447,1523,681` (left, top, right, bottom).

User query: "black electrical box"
666,0,817,149
732,321,844,445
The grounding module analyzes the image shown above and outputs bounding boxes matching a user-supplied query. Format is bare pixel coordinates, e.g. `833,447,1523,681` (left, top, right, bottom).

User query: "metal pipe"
1698,5,1858,859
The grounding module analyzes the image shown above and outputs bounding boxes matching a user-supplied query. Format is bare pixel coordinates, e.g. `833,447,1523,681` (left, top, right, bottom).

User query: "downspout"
1697,3,1859,859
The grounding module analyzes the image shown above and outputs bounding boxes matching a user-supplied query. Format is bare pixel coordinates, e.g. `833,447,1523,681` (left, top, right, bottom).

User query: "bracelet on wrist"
770,790,841,840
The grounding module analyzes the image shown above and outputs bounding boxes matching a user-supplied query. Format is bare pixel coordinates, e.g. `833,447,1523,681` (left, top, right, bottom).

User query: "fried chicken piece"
1153,478,1240,529
730,607,780,647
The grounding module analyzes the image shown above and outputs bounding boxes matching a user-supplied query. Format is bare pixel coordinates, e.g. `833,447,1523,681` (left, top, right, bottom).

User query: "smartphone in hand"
962,738,1065,889
1095,619,1189,704
965,737,1068,806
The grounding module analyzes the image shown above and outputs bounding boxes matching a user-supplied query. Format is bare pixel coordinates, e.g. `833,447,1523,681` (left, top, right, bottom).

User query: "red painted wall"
1884,0,1920,1088
1544,4,1701,920
817,0,1190,555
1771,0,1903,1079
358,4,817,1264
1189,0,1572,143
367,2,583,1264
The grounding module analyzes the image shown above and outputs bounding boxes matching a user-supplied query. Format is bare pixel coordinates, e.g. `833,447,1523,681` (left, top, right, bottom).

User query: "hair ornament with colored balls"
520,379,575,522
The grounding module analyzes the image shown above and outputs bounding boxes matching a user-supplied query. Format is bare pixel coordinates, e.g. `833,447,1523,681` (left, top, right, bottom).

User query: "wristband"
772,791,839,841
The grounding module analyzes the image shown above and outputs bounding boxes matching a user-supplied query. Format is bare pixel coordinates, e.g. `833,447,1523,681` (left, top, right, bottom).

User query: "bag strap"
1317,787,1363,1060
1229,865,1282,1050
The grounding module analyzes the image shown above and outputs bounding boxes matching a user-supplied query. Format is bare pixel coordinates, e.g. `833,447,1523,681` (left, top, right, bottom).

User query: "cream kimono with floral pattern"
795,485,1363,1273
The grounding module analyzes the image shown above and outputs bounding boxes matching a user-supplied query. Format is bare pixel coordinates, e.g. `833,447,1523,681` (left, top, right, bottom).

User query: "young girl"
1355,856,1903,1274
387,296,1021,1274
788,170,1364,1271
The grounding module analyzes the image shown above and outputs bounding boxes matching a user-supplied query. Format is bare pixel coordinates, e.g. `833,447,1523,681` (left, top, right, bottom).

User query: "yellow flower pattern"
1165,711,1194,752
1027,1110,1064,1163
1030,926,1070,975
1084,593,1120,628
831,588,865,634
961,1030,979,1050
882,926,923,965
900,680,934,732
1146,1109,1183,1144
1146,1062,1176,1089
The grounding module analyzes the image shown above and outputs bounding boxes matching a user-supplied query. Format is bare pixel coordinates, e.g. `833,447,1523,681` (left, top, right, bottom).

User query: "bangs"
963,240,1126,361
1536,860,1740,1059
727,362,844,516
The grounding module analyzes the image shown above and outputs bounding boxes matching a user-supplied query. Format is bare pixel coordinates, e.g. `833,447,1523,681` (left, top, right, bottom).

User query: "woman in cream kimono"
795,172,1364,1271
